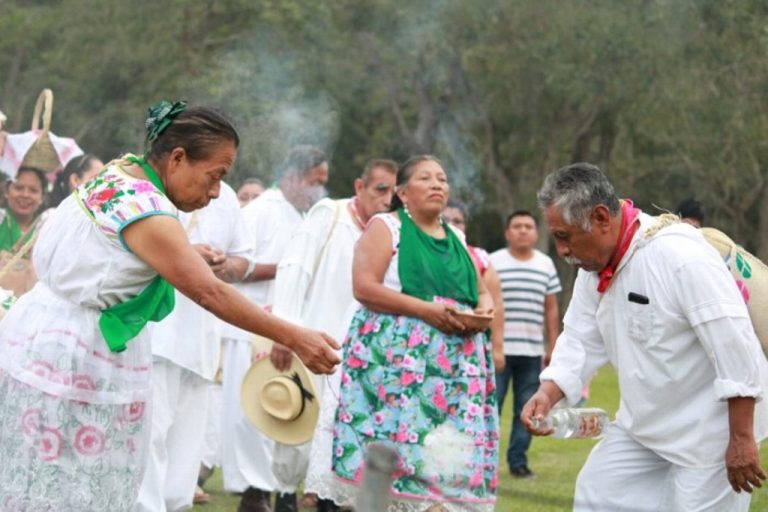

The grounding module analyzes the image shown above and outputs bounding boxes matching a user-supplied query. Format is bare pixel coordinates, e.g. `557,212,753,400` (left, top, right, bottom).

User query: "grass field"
194,366,768,511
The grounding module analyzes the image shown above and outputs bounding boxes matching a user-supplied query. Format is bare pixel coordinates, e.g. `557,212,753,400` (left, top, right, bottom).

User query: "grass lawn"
194,366,768,511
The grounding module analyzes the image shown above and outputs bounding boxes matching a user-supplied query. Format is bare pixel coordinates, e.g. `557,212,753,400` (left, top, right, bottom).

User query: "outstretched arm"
122,215,340,374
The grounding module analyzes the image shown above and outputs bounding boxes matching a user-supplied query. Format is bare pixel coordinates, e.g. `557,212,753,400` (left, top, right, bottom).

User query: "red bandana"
597,199,641,293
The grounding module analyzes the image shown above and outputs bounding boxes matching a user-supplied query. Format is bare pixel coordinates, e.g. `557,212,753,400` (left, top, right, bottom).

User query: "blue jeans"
495,355,542,470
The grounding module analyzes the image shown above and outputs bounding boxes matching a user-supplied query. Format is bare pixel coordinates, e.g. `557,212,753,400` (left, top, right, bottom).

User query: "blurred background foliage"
4,0,768,292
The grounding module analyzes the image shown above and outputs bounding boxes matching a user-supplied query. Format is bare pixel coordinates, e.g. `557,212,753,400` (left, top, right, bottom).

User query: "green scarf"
397,208,478,307
0,208,37,252
98,155,175,353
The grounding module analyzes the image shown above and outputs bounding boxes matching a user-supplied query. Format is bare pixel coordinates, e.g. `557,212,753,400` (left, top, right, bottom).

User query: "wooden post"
358,442,399,512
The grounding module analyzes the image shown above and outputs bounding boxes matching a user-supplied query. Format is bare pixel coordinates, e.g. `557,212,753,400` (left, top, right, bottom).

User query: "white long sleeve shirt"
222,187,304,341
541,214,768,467
149,182,255,380
271,198,361,342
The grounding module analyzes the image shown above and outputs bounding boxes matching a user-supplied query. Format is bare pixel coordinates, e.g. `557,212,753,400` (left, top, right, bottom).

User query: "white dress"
271,198,362,493
0,159,177,512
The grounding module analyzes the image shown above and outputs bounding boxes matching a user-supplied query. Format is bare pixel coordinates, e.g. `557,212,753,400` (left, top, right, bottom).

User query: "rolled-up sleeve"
674,259,764,401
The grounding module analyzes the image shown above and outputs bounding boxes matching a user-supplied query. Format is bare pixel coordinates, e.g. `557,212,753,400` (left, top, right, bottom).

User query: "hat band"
288,371,315,418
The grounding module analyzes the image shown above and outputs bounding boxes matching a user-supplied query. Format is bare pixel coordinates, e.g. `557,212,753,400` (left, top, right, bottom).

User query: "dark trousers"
495,355,542,470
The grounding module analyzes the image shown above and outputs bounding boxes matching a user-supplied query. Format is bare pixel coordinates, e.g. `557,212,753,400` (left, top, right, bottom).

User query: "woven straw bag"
700,227,768,358
20,89,61,173
0,89,82,180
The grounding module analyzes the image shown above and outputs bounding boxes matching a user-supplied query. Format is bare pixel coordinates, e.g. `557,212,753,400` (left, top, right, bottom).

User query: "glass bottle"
531,407,609,439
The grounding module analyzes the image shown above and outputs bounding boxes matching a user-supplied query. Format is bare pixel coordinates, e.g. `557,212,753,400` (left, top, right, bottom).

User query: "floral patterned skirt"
330,305,499,511
0,370,149,512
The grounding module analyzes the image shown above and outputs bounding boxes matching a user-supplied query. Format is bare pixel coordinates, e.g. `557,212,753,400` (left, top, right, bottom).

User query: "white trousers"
134,359,210,512
201,383,223,469
220,338,279,493
575,424,752,512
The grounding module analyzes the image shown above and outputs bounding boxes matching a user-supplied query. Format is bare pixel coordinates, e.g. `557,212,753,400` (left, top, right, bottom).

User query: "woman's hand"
270,343,294,372
287,327,341,375
420,302,467,335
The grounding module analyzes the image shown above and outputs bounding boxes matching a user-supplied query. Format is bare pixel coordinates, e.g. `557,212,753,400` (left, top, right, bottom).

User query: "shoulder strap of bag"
310,200,341,279
0,229,38,282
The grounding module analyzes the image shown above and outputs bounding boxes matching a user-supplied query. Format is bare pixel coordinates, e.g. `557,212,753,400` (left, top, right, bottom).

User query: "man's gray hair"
537,163,620,231
278,145,328,178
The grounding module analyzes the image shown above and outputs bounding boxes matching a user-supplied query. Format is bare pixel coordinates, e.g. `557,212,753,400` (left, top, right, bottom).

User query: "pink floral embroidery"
347,355,366,369
27,361,53,379
21,408,42,436
48,371,72,386
123,402,145,423
463,339,476,357
433,392,447,412
72,374,96,391
469,468,484,488
74,426,107,456
360,321,376,335
38,427,63,461
401,372,416,386
735,279,750,303
132,181,155,194
468,378,482,396
436,345,451,372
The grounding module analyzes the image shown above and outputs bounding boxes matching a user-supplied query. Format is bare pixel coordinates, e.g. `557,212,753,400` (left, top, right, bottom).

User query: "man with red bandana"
522,163,768,511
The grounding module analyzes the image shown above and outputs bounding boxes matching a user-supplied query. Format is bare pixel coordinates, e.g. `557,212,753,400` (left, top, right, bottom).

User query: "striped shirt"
489,249,561,356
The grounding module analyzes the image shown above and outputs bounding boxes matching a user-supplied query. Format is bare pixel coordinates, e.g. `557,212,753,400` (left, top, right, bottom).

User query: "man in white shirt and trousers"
135,181,255,511
220,146,330,512
268,158,397,512
522,162,768,512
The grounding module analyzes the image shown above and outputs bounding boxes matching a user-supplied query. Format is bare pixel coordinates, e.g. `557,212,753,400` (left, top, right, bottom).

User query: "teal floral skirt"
332,303,499,508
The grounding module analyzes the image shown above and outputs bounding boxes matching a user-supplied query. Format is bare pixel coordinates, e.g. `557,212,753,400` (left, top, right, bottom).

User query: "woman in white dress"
0,101,340,511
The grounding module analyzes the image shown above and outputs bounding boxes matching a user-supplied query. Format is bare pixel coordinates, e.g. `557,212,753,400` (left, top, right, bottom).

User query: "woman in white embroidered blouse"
0,101,340,511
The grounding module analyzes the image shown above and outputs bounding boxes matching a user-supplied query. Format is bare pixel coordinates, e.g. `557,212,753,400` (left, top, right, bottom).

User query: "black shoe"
510,465,535,479
274,492,298,512
198,464,215,488
317,498,341,512
238,487,272,512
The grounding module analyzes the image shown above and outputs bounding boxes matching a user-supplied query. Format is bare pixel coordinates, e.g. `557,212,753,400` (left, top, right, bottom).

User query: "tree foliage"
3,0,768,266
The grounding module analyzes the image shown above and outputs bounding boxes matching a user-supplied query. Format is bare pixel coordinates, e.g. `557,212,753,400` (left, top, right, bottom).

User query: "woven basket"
20,89,61,174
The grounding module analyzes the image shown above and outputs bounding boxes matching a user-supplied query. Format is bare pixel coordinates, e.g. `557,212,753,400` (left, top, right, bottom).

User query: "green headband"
145,100,188,143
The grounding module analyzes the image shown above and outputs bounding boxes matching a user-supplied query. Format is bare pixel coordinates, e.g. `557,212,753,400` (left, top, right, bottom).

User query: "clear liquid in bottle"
531,407,609,439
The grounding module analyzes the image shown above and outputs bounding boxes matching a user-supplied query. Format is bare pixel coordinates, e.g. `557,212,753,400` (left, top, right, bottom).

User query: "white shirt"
223,187,304,340
541,214,768,466
149,182,255,380
489,248,561,357
272,198,361,342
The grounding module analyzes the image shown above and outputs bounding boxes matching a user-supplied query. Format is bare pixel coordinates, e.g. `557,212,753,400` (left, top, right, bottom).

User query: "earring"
403,202,413,219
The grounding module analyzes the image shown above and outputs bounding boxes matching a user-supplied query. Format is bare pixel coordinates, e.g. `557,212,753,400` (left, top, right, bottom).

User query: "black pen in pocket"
628,292,649,305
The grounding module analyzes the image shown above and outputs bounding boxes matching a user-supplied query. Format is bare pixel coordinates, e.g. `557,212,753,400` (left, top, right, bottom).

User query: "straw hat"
241,335,319,445
701,227,768,358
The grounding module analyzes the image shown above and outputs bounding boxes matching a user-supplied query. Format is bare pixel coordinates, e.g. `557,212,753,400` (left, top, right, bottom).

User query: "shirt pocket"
627,301,656,344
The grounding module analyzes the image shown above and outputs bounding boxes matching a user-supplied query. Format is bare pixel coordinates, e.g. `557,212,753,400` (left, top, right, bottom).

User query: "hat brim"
240,336,320,445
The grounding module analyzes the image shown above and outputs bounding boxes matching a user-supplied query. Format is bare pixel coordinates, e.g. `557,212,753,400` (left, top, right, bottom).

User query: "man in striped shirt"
489,210,561,478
